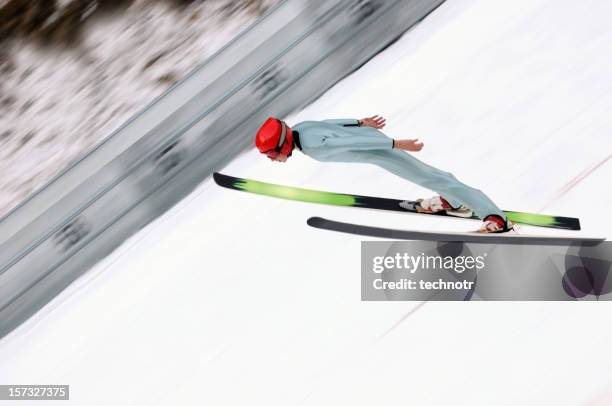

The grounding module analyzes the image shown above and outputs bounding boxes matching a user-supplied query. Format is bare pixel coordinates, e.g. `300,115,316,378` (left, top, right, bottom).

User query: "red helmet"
255,117,294,156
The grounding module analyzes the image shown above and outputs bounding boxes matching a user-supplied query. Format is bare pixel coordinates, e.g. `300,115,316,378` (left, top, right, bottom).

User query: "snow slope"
1,0,612,405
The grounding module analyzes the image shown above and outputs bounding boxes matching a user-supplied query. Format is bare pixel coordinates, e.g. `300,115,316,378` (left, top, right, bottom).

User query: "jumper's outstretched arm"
358,115,423,151
394,139,424,152
358,115,386,129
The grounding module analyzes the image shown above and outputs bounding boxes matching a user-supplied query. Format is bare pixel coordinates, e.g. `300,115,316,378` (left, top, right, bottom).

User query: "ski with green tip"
213,173,581,230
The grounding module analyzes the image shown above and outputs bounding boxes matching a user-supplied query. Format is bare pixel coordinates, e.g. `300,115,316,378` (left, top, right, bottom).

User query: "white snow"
1,0,612,405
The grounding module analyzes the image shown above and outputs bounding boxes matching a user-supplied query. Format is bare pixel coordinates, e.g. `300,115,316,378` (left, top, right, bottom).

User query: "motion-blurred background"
0,0,275,216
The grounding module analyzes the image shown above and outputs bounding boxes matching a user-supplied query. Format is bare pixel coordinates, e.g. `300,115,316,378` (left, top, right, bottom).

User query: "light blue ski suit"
292,119,505,220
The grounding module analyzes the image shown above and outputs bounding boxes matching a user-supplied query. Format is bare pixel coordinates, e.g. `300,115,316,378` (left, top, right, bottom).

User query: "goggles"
265,119,288,153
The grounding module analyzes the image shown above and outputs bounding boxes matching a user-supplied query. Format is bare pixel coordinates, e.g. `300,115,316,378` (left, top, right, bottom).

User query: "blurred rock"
156,72,178,85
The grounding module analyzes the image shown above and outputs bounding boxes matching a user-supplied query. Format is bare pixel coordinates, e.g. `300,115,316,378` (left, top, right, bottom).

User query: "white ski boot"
400,196,474,218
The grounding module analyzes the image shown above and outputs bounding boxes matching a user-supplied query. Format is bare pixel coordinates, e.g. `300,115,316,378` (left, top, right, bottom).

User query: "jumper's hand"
359,115,386,129
395,138,424,152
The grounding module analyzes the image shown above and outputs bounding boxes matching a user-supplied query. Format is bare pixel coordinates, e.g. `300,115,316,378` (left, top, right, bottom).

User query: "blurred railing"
0,0,445,339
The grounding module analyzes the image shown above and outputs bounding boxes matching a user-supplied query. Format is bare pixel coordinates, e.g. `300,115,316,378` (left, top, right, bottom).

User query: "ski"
306,217,604,245
213,173,580,230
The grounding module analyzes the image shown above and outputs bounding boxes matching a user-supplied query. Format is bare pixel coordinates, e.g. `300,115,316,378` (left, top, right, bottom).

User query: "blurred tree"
0,0,56,40
0,0,210,46
40,0,91,45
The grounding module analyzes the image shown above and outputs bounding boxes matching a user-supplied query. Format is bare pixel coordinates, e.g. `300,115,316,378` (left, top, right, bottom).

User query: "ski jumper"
292,119,506,220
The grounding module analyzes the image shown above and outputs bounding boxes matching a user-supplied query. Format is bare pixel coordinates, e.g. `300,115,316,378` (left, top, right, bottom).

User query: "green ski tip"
231,177,357,206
